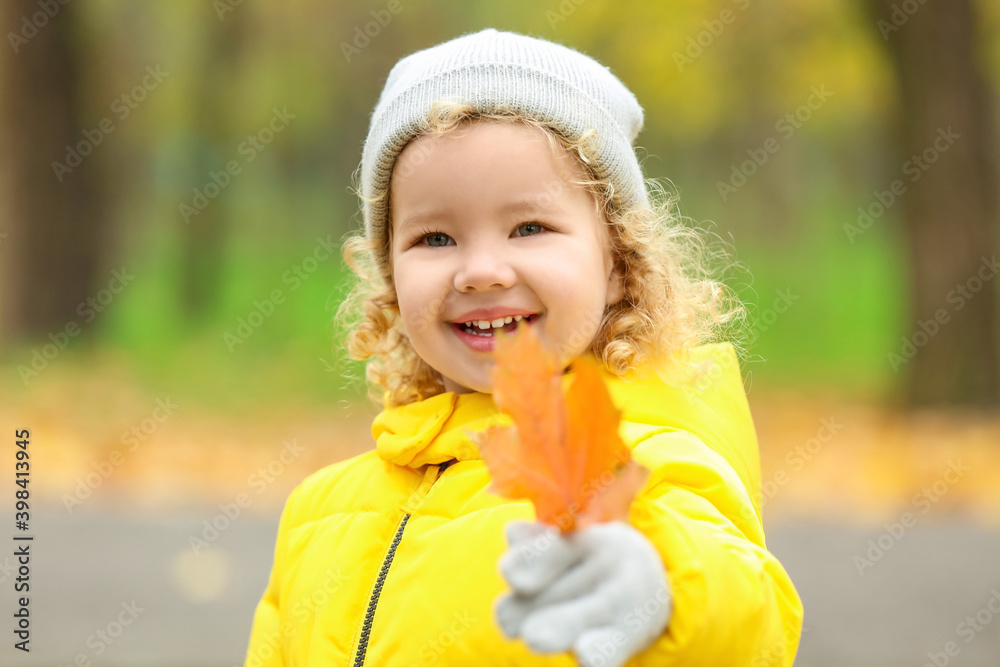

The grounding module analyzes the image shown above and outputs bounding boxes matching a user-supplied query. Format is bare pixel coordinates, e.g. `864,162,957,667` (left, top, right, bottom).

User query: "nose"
453,243,517,292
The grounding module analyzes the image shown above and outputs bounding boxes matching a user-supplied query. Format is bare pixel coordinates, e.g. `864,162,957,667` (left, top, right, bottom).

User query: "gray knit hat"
359,27,648,275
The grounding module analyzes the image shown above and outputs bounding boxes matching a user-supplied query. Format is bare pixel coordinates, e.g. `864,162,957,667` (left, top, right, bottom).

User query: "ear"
606,260,626,306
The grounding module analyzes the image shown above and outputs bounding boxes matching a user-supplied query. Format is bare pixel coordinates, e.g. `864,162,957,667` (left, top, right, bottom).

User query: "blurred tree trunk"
868,0,999,408
0,1,108,343
180,14,247,322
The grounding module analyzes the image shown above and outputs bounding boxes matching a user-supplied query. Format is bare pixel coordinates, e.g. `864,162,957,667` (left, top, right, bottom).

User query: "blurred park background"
1,0,999,665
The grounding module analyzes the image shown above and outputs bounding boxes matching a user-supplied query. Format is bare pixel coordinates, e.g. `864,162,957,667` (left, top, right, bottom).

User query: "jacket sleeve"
624,429,804,667
244,482,305,667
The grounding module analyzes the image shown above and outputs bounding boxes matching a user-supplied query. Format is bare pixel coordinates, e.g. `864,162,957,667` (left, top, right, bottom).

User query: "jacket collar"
371,344,756,490
372,356,605,468
372,390,503,468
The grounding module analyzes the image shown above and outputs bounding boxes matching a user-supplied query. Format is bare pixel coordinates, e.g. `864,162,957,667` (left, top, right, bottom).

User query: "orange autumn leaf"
471,321,649,533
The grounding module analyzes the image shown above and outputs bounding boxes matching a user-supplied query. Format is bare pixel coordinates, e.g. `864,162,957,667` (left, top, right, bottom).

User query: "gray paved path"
1,510,998,666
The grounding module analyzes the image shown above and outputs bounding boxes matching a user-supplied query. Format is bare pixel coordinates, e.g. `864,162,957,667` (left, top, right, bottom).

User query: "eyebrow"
503,197,563,217
396,210,443,234
397,196,563,233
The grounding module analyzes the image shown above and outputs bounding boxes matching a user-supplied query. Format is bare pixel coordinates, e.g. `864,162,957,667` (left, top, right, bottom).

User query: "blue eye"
424,232,452,247
412,222,547,248
516,223,546,236
410,230,452,247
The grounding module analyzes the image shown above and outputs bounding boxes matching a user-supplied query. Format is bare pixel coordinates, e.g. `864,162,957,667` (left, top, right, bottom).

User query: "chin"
463,381,491,395
456,376,492,395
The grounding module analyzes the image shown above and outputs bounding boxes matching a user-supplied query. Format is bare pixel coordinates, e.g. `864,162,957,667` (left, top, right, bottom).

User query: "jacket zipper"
351,459,456,666
352,512,410,667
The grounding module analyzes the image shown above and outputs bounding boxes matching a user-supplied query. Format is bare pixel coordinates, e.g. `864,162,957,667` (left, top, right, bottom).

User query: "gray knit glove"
495,520,672,667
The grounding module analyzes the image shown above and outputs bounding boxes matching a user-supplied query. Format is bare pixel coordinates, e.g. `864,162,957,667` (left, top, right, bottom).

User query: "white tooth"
476,320,491,329
504,317,513,324
490,318,505,328
513,315,523,322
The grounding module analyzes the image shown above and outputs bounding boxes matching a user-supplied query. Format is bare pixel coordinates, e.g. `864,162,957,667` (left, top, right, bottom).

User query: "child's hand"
495,520,672,667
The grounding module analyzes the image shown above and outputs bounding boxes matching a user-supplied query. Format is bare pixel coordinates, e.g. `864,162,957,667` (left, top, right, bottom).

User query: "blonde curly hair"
334,99,749,408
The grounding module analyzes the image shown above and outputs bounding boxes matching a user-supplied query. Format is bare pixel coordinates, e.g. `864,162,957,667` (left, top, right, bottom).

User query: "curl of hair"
334,99,750,408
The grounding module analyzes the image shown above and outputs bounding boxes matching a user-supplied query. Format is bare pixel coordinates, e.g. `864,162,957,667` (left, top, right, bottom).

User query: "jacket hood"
371,343,759,501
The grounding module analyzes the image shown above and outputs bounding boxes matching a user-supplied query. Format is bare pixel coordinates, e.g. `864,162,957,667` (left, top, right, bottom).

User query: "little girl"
245,28,803,667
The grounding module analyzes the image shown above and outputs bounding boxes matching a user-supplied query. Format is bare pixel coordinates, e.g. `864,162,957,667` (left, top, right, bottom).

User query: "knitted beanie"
359,27,648,276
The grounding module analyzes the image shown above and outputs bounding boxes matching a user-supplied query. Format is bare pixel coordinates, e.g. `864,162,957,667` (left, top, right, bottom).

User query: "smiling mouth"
454,313,540,336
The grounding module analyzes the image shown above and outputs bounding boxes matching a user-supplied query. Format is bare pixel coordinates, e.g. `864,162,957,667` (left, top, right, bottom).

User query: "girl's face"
388,120,625,395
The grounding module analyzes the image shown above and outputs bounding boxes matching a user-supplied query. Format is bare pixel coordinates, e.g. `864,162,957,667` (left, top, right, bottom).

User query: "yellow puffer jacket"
244,343,803,666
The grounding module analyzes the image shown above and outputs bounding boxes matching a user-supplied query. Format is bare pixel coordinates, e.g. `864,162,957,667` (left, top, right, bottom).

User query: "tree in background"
0,0,110,343
180,11,247,322
868,0,1000,408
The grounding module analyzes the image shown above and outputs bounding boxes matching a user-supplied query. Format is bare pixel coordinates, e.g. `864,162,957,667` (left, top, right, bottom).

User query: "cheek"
391,273,418,321
395,294,430,339
395,285,422,323
535,254,602,307
394,268,447,331
391,257,418,299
